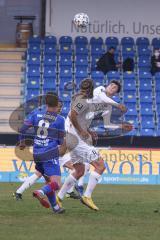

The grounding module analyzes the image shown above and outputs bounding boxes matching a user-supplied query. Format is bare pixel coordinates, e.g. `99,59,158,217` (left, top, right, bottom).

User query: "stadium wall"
46,0,160,39
0,0,42,44
1,147,160,184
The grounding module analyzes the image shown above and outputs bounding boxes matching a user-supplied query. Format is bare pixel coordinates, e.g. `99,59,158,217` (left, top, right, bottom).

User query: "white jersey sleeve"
93,86,119,107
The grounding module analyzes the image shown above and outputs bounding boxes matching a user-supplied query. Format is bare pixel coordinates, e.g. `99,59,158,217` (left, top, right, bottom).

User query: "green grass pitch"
1,183,160,240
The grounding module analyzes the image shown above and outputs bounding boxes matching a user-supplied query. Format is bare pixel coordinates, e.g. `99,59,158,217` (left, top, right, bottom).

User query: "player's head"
108,47,115,54
80,78,94,98
45,92,58,108
106,80,121,96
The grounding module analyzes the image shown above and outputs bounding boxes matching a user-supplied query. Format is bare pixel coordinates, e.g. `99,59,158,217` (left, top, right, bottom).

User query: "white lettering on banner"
46,0,160,39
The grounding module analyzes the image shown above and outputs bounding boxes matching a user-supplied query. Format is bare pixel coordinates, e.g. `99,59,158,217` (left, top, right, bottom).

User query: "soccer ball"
73,13,89,28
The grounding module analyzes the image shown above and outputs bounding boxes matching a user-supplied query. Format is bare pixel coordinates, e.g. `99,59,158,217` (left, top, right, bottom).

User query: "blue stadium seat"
105,37,119,48
123,80,136,91
43,78,57,91
90,37,103,46
26,89,40,100
59,66,72,78
27,77,40,89
27,66,40,77
44,45,56,55
59,36,72,45
28,44,41,54
107,71,120,81
139,91,152,103
43,66,56,78
75,36,88,45
43,55,56,66
137,48,151,57
136,37,150,47
155,81,160,92
156,129,160,136
139,80,152,91
138,59,151,72
91,56,100,69
59,56,72,66
75,69,88,83
91,71,104,80
151,38,160,49
140,128,154,136
60,45,72,55
75,56,88,66
75,65,88,72
141,119,155,129
156,93,160,104
44,36,57,45
124,91,136,103
140,107,154,116
125,106,137,115
27,55,41,66
140,102,153,109
91,45,105,56
121,37,134,47
75,45,89,56
139,71,152,81
123,71,136,80
28,36,41,45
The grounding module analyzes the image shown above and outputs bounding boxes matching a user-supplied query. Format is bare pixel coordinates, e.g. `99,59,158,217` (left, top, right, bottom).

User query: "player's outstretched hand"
121,123,133,132
118,104,127,113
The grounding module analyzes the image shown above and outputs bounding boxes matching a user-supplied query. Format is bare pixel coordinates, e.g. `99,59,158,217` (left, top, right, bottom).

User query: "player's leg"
75,162,90,196
65,168,80,199
81,156,105,211
33,160,65,213
13,170,42,200
59,154,80,199
57,162,85,206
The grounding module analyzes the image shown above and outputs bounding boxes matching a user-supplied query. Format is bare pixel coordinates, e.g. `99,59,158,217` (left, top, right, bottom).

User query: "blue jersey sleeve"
57,116,65,145
19,112,35,141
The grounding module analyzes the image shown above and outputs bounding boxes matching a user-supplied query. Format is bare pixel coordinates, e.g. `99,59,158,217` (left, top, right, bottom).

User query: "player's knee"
50,181,60,191
95,159,105,174
74,166,85,179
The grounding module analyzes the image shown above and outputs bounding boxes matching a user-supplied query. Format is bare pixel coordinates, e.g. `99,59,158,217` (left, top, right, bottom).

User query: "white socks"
67,185,74,194
16,173,39,194
84,171,101,198
58,174,77,200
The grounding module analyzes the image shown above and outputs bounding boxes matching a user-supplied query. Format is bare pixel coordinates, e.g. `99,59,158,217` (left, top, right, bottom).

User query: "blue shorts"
35,160,61,177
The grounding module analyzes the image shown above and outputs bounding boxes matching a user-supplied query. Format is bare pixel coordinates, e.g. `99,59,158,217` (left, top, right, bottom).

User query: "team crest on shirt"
76,103,83,110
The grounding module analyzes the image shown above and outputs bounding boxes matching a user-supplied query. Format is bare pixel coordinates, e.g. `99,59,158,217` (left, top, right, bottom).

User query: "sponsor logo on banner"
0,147,160,184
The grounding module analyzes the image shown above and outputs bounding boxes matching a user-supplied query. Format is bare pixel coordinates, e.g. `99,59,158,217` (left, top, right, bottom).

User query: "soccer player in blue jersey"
18,92,65,214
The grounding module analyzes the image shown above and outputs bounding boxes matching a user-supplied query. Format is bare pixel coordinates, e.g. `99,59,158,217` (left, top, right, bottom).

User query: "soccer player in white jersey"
57,79,129,211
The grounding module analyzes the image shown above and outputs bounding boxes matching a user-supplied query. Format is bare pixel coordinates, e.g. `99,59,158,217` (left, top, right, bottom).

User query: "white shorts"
65,117,100,164
59,153,71,167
